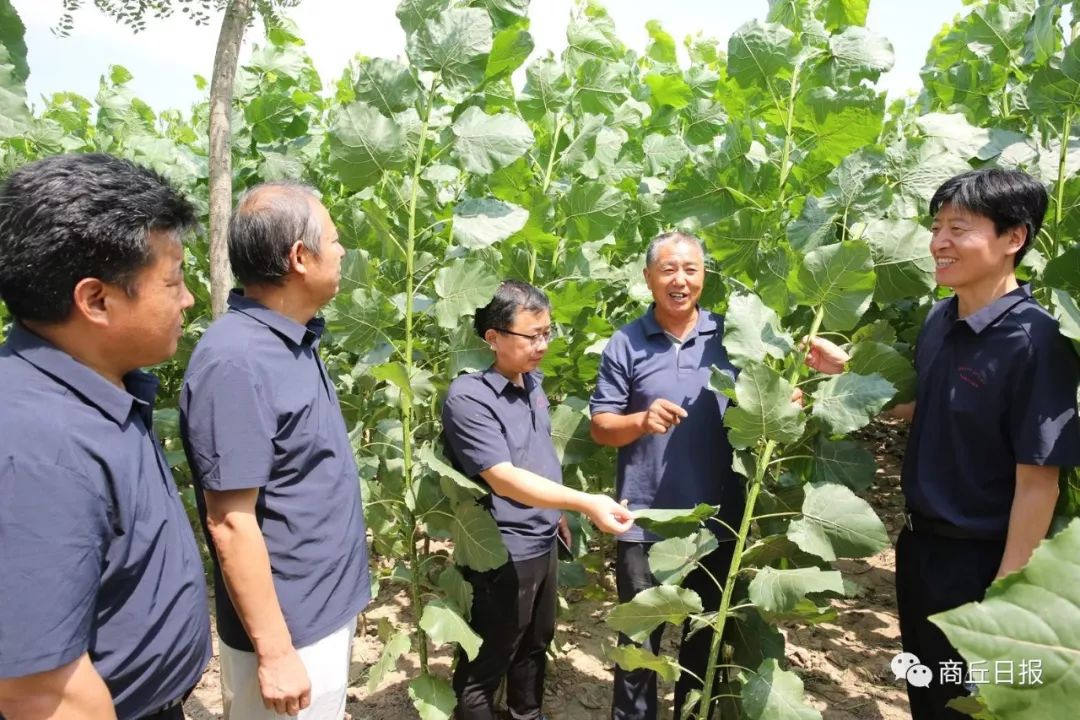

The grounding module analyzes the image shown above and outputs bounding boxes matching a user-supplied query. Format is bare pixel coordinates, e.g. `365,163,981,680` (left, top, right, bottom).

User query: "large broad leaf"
643,133,690,176
932,519,1080,720
0,43,31,138
731,607,787,678
486,25,533,80
727,21,795,88
609,645,681,683
406,7,492,92
607,585,704,643
786,483,889,562
419,600,482,660
549,396,594,465
812,438,877,491
432,258,500,329
328,102,408,191
408,673,457,720
741,658,823,720
519,56,571,118
812,372,895,435
649,530,719,586
724,292,794,365
367,631,412,692
749,567,844,614
452,106,534,175
396,0,450,34
451,501,508,571
437,565,474,620
558,182,629,241
452,198,529,249
0,0,28,83
1051,288,1080,342
353,57,419,115
848,341,916,404
885,139,972,217
790,241,876,332
325,288,402,356
914,112,1000,161
1028,34,1080,114
826,26,894,82
823,0,869,31
418,444,487,503
632,504,717,539
724,364,806,449
795,86,884,167
857,218,936,303
644,72,693,109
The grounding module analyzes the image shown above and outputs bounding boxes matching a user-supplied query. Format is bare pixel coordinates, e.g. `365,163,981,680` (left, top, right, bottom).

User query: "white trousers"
220,620,355,720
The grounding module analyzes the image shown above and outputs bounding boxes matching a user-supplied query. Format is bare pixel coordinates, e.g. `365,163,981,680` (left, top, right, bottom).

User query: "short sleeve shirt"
590,306,742,542
0,324,211,719
180,291,371,652
902,286,1080,535
442,368,562,561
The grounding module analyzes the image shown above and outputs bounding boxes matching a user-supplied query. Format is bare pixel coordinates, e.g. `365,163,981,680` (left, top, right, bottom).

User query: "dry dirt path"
185,420,913,720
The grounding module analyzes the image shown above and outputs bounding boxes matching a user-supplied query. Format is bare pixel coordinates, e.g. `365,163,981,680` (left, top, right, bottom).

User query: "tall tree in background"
53,0,300,316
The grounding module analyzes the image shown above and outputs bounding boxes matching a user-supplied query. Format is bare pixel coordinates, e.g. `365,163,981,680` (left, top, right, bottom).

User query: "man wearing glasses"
442,280,634,720
590,232,743,720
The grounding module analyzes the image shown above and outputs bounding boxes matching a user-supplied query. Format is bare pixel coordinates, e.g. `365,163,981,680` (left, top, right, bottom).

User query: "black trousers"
895,527,1006,720
454,547,558,720
611,540,735,720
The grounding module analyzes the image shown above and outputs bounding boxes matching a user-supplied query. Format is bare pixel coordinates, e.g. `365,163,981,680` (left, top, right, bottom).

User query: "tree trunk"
207,0,252,317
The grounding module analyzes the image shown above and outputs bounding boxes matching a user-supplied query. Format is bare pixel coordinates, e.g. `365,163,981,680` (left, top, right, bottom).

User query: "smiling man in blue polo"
808,168,1080,719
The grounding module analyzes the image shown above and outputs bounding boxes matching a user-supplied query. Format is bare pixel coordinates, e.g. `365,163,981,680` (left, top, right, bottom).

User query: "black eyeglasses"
494,328,556,345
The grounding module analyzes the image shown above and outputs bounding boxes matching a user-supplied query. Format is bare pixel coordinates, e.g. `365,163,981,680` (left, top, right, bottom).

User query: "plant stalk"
695,305,826,718
1053,107,1073,267
777,66,801,205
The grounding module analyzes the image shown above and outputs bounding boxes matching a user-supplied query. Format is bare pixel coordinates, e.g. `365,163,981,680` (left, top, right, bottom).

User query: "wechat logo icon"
890,651,933,688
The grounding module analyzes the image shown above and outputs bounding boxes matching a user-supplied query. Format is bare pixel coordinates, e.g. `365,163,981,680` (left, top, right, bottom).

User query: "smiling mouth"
935,258,957,268
669,292,689,301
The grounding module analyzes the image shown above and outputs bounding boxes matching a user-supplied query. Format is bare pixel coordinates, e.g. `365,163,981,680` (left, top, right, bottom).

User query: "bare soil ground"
185,419,912,720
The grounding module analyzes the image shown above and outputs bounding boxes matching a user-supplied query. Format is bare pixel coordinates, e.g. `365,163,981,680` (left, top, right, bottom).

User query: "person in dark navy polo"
179,183,370,719
590,231,743,720
442,280,634,720
808,169,1080,719
0,154,211,719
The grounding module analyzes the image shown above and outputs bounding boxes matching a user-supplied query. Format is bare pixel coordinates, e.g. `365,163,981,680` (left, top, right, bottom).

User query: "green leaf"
406,8,493,92
723,292,795,365
575,59,631,115
748,567,844,614
856,218,936,304
486,26,534,80
644,73,693,109
649,530,719,586
1044,245,1080,294
812,438,877,491
396,0,450,34
885,140,972,217
0,0,28,83
787,483,889,562
549,396,595,465
795,86,884,167
609,645,681,683
826,26,894,82
452,107,535,175
420,599,483,660
325,288,401,356
452,198,529,249
328,102,407,191
642,133,689,176
607,585,704,643
632,504,717,539
914,112,995,161
812,372,895,435
372,362,435,407
724,364,806,449
645,19,678,64
741,658,823,720
451,501,509,571
932,519,1080,720
519,56,571,118
565,5,623,65
1028,34,1080,114
471,0,530,29
848,341,916,404
432,258,500,330
437,565,475,620
408,673,457,720
354,57,420,115
0,43,30,138
824,0,869,31
559,182,628,241
727,21,795,88
418,444,488,503
367,631,411,692
1052,288,1080,342
790,241,876,332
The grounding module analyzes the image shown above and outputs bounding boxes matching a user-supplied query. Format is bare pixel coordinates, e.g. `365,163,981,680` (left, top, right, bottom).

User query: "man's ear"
71,277,112,327
1004,224,1027,257
484,328,498,349
289,240,308,276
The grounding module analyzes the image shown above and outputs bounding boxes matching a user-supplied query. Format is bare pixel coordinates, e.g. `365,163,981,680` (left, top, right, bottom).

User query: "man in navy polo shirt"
590,231,743,720
180,183,370,719
808,169,1080,719
0,154,211,719
442,280,634,720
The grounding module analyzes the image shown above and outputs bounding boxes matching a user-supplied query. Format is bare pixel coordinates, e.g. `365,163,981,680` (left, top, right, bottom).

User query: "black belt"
139,691,189,720
903,511,1005,541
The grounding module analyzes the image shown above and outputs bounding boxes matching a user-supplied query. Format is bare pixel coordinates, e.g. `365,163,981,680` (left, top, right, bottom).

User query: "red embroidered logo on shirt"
957,366,987,388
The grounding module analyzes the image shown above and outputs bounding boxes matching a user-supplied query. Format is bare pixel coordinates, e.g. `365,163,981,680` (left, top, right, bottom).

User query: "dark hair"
228,182,324,286
645,231,705,267
929,168,1048,266
0,153,196,323
473,280,551,339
